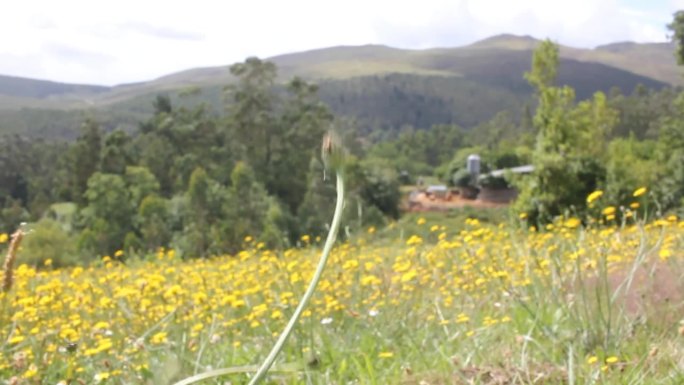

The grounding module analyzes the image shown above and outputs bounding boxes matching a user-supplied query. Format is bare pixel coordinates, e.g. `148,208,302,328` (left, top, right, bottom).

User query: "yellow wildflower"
605,356,619,364
586,190,603,204
633,187,647,197
150,332,168,345
564,217,581,229
602,206,616,216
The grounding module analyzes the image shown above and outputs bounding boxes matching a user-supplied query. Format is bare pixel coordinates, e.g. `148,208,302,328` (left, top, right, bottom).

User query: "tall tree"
101,129,133,174
272,77,333,211
70,119,102,204
225,57,278,182
514,40,616,220
668,10,684,65
78,173,131,255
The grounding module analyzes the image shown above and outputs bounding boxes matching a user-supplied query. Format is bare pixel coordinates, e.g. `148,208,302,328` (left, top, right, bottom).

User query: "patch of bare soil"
405,192,509,212
603,259,684,323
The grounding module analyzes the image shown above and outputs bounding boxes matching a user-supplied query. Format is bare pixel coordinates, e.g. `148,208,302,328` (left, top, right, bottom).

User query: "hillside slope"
0,34,677,138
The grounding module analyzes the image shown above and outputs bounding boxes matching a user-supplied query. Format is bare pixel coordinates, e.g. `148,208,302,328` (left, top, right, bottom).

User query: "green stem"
248,172,345,384
172,172,345,385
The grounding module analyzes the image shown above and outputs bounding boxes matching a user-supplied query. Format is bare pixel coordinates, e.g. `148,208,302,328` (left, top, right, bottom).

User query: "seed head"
321,131,347,172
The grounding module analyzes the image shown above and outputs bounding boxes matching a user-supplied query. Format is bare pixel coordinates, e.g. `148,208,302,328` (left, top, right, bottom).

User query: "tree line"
4,12,684,265
0,58,401,266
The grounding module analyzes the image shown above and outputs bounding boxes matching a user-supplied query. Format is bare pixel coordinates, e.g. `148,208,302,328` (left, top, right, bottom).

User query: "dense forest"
2,18,684,266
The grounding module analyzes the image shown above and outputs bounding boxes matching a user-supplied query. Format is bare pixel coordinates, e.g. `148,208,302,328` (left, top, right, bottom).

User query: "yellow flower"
378,351,394,358
367,226,376,234
605,356,619,364
44,258,53,267
519,212,528,220
150,332,167,344
23,364,38,379
630,202,640,209
602,206,616,216
114,250,124,257
587,356,598,364
659,249,672,260
586,190,603,204
633,187,647,197
416,217,426,225
93,321,110,330
8,335,25,344
301,235,310,243
406,235,423,246
0,233,7,243
564,217,581,229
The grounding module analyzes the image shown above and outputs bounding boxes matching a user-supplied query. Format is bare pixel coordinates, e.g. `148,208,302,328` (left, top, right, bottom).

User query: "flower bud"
321,131,347,172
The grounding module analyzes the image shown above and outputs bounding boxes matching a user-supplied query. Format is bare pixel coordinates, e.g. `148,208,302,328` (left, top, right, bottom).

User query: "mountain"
0,74,108,100
0,34,678,138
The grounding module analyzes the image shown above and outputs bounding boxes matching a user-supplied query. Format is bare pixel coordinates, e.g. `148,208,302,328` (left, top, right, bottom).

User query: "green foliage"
656,92,684,210
70,119,102,204
79,173,132,255
369,124,466,179
668,10,684,66
138,194,171,251
19,218,79,267
101,129,133,174
514,40,618,221
605,136,658,205
359,158,402,219
2,47,683,262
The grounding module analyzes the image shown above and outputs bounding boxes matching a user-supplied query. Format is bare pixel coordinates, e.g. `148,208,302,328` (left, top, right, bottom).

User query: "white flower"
320,317,333,325
368,309,379,317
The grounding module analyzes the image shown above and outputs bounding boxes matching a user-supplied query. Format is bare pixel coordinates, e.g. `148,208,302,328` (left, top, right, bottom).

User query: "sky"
1,0,681,86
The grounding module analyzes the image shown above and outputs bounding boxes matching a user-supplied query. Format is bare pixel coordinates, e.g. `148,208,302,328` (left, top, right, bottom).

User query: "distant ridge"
0,34,678,138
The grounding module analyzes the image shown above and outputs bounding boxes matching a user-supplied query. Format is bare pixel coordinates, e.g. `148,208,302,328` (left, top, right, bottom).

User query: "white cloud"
0,0,676,85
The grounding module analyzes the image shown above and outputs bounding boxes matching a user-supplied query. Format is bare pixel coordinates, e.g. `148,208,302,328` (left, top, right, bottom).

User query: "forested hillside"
0,34,675,139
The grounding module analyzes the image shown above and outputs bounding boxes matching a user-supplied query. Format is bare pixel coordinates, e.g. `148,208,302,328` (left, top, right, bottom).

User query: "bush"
19,218,79,268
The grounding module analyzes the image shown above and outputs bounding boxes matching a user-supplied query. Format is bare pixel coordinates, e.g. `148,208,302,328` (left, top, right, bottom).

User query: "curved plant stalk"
172,168,345,385
248,171,345,384
172,363,302,385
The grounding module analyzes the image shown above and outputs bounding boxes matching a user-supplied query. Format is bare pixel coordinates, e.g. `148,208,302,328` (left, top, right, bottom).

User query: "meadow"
1,199,684,384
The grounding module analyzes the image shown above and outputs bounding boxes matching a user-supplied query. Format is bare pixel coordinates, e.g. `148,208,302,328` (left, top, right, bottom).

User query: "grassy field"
1,209,683,384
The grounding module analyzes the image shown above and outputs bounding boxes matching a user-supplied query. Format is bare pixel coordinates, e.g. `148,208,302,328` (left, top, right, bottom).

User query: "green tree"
138,195,171,251
270,77,333,211
21,218,79,267
101,129,133,174
656,93,684,209
668,10,684,65
124,166,160,211
226,57,278,182
605,136,658,205
514,40,617,220
70,119,102,204
359,158,401,219
78,173,131,255
225,161,282,248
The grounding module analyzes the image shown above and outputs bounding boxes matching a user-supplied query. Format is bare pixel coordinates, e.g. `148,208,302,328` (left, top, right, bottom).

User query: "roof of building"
426,185,449,193
480,165,534,179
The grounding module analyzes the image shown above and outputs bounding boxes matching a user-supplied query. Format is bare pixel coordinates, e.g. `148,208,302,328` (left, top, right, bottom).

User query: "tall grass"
0,210,683,383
